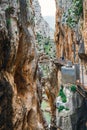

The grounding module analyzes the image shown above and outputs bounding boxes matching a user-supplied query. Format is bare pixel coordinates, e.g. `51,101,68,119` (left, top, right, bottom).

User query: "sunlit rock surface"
0,0,87,130
55,0,83,63
0,0,48,130
32,0,50,38
82,0,87,59
32,0,56,58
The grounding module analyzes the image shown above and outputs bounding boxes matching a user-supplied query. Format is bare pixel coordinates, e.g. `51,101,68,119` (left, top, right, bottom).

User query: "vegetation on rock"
36,32,55,57
58,105,69,112
70,85,76,92
62,0,83,28
58,87,67,103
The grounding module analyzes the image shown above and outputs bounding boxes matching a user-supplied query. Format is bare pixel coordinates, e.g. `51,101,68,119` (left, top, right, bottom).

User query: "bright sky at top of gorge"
38,0,56,29
38,0,56,16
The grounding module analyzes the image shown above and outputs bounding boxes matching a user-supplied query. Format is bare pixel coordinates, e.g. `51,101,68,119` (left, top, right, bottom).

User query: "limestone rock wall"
55,0,81,63
32,0,56,59
32,1,57,129
0,0,47,130
32,0,50,38
55,0,87,63
55,1,87,130
83,0,87,56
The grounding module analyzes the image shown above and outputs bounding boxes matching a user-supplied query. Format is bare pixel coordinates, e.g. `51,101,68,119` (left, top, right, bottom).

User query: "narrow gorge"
0,0,87,130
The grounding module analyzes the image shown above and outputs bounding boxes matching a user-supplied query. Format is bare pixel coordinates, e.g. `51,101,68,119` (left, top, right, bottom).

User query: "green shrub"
58,105,69,112
59,87,67,103
58,105,65,112
70,85,76,92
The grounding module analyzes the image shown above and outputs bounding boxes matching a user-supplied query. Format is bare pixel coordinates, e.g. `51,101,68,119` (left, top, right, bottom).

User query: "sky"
38,0,56,17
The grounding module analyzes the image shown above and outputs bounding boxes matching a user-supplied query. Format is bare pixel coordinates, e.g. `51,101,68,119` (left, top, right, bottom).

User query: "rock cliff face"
55,0,87,64
0,0,47,130
54,0,87,85
32,0,56,58
55,0,87,130
1,0,87,130
82,0,87,60
32,1,57,129
83,0,87,48
55,0,83,63
32,0,50,38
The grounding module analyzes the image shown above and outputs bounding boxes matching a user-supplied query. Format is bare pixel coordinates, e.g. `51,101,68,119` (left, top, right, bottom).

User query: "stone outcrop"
32,0,50,38
55,0,87,63
32,0,56,58
81,0,87,60
0,0,48,130
54,0,83,63
83,0,87,54
32,1,58,129
43,61,58,129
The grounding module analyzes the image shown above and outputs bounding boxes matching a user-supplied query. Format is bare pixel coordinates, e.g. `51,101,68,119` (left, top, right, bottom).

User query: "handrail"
76,84,87,99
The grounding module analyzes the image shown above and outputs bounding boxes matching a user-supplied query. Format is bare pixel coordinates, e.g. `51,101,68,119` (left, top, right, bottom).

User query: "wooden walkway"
76,81,87,99
53,58,67,67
